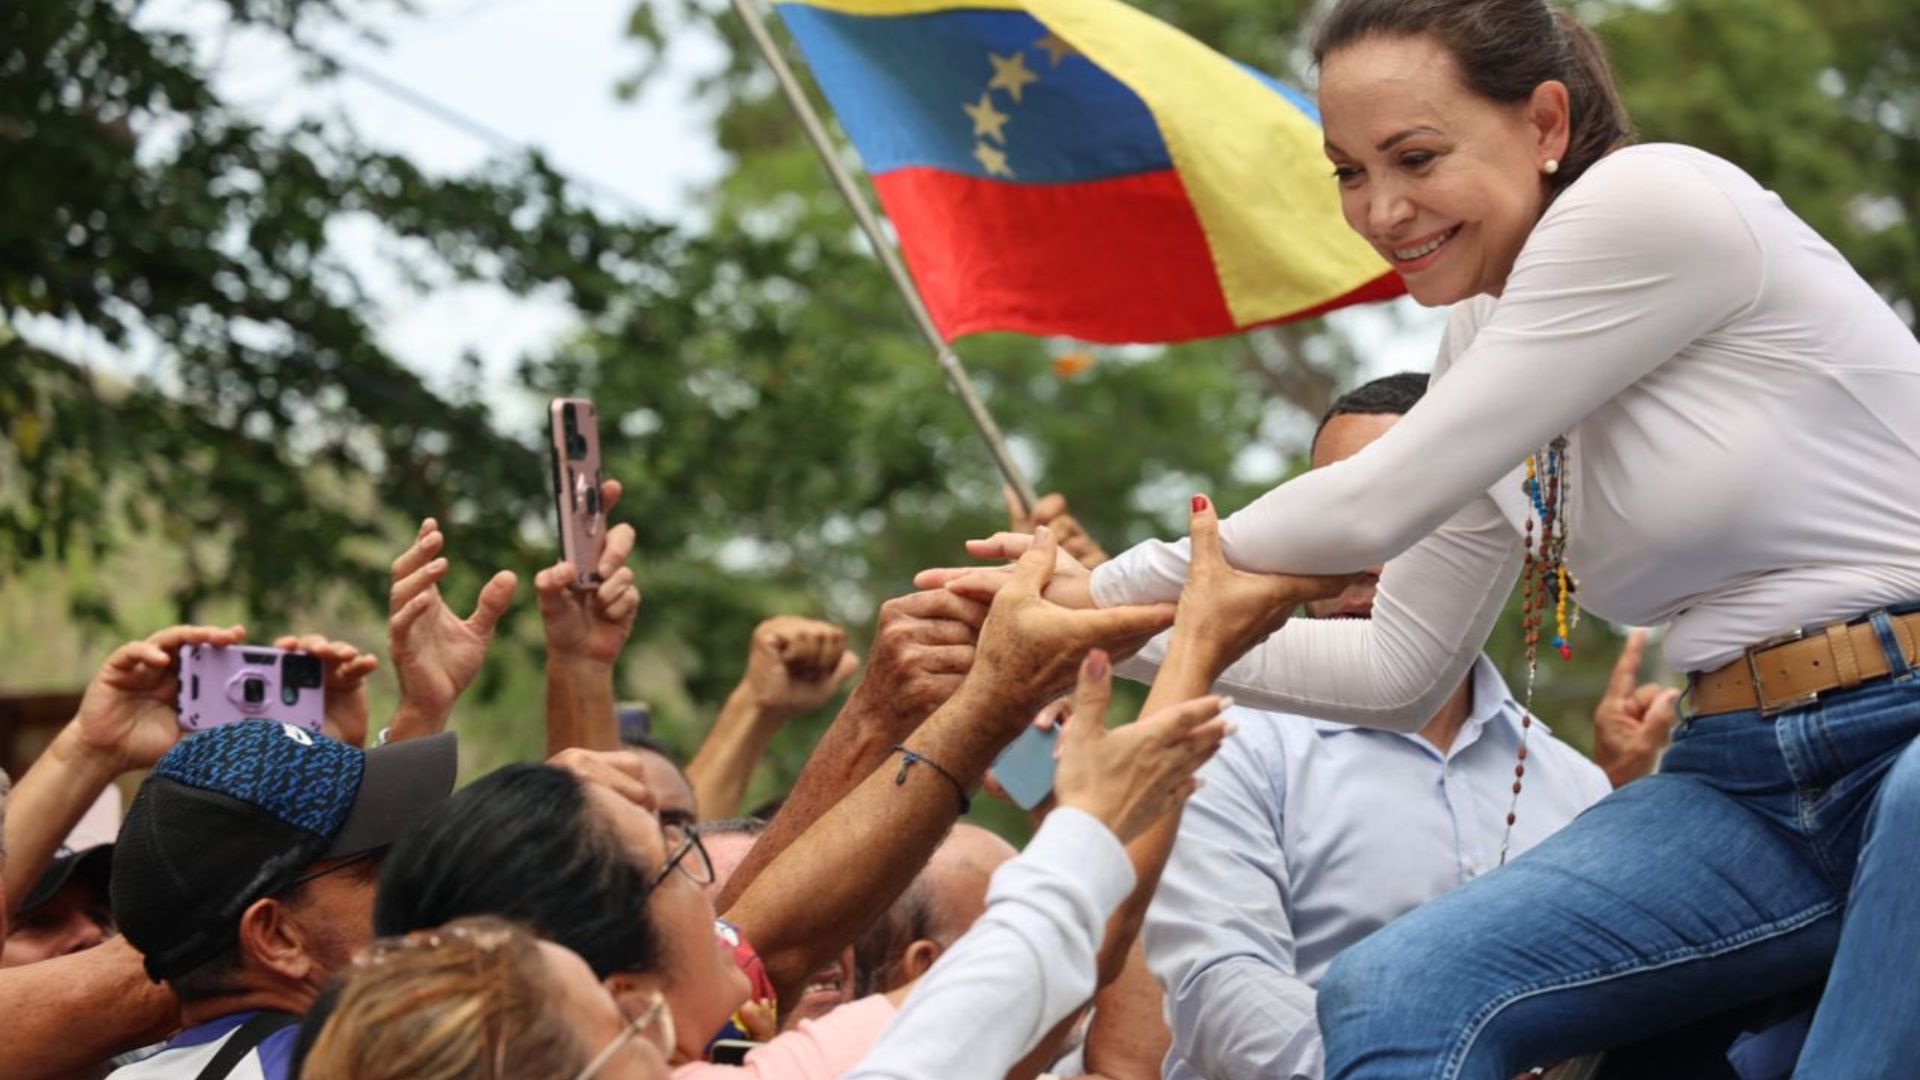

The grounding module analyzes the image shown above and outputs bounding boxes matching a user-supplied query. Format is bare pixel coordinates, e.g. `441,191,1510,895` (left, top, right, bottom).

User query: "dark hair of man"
1311,0,1634,197
168,852,386,1003
1310,371,1431,454
372,764,660,980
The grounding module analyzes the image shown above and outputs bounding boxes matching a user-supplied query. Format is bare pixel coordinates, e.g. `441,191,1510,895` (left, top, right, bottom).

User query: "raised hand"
74,624,247,771
1006,487,1110,570
966,528,1176,720
388,517,518,737
743,616,861,719
534,479,640,667
1054,649,1232,844
1591,629,1681,788
1173,495,1357,673
274,634,380,747
914,529,1095,611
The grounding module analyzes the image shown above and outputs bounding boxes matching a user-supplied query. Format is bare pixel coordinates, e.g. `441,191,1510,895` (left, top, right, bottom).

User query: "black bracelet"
891,744,971,815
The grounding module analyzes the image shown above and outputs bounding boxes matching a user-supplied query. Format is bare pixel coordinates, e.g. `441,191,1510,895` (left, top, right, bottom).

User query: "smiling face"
1319,34,1568,304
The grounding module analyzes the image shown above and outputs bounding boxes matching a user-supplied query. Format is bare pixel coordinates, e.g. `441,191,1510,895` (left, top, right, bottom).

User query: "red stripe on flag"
874,167,1236,344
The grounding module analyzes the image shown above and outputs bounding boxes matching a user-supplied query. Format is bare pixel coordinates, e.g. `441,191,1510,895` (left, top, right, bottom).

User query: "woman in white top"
923,0,1920,1074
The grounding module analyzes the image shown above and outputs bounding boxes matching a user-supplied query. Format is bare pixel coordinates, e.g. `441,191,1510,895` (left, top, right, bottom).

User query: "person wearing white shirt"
919,0,1920,1071
1144,380,1612,1080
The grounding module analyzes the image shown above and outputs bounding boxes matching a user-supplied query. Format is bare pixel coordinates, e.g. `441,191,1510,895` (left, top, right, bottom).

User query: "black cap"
111,722,457,981
21,843,115,913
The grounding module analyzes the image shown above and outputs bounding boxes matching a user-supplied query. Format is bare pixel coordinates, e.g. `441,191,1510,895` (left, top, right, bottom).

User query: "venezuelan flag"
773,0,1404,345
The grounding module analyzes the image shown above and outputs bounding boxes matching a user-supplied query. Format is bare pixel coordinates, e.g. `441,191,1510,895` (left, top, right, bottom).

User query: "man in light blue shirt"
1142,374,1616,1080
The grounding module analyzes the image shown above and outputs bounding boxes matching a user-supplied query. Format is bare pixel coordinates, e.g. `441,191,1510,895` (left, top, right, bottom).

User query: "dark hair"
373,764,659,980
1312,372,1430,450
1312,0,1634,193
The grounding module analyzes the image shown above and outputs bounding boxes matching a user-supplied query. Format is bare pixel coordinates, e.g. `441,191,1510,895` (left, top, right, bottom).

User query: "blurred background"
3,0,1915,835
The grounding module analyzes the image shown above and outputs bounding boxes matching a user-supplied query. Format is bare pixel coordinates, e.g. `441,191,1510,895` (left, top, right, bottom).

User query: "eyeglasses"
574,990,674,1080
648,823,715,891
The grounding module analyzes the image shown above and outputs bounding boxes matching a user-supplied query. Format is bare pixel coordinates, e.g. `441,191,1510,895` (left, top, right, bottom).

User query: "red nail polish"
1191,494,1209,513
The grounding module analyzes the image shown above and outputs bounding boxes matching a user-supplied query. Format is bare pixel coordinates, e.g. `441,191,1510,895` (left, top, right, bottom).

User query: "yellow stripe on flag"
1025,0,1392,326
777,0,1023,15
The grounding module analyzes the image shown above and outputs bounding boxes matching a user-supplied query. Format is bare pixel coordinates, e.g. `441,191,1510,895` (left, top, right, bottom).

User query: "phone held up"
548,397,606,590
177,645,326,733
991,722,1060,811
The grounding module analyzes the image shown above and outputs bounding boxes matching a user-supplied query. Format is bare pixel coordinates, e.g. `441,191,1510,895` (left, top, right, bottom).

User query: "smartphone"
708,1041,759,1066
176,645,326,734
548,397,606,590
992,723,1060,811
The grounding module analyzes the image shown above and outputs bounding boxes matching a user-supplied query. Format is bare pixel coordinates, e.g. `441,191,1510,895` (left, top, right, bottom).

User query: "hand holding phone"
548,397,606,590
176,644,326,733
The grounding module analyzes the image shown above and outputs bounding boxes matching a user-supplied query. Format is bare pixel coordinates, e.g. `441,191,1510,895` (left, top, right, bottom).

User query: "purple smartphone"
548,397,606,590
176,645,326,734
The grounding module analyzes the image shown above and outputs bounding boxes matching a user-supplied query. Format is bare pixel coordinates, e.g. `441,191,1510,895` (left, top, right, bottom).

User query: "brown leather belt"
1689,611,1920,717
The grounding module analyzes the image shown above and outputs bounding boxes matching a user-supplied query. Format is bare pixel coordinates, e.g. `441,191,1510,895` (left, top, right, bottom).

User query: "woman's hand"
1172,495,1358,675
913,529,1096,611
1054,649,1232,844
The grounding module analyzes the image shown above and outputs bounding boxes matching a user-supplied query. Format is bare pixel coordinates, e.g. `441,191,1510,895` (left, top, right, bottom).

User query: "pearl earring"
1541,158,1560,175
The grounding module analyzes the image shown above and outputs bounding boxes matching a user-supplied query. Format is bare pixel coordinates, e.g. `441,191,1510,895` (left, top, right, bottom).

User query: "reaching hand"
547,747,659,811
913,529,1094,611
743,616,861,719
1173,495,1357,673
1005,487,1109,570
388,518,519,736
535,478,641,667
1592,629,1681,788
74,625,247,772
838,589,989,736
274,634,380,748
1054,649,1232,844
965,528,1176,720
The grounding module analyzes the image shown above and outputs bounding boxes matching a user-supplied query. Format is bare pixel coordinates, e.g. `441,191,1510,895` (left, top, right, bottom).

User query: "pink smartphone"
176,645,326,734
548,397,606,590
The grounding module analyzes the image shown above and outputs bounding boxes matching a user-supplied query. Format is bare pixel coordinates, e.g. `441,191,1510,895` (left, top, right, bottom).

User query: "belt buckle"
1745,628,1819,717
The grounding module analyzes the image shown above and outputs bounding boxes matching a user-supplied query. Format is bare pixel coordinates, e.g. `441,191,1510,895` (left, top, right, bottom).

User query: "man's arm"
1141,732,1323,1080
4,625,247,913
1079,942,1173,1080
713,588,986,910
723,531,1176,1007
0,936,181,1079
687,617,859,821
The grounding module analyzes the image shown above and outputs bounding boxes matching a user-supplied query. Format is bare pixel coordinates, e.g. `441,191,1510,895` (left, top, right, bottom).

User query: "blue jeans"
1317,609,1920,1079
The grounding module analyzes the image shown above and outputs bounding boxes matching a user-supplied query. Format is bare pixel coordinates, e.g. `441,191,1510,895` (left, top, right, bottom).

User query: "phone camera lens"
283,654,324,690
242,677,267,705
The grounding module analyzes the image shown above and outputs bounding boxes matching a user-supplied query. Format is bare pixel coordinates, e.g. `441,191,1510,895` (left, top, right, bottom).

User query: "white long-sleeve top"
844,808,1134,1080
1094,144,1920,727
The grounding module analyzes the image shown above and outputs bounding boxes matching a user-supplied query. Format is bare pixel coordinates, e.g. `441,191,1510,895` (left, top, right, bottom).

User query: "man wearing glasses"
105,721,458,1080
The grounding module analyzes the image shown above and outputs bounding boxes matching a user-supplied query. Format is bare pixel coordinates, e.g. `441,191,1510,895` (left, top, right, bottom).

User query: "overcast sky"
119,0,1442,428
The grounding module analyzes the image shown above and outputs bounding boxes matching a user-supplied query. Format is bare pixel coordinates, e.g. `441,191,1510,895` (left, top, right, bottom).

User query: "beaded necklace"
1501,436,1577,866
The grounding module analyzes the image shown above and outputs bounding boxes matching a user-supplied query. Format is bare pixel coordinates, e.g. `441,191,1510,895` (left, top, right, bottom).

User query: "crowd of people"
10,0,1920,1074
0,371,1697,1080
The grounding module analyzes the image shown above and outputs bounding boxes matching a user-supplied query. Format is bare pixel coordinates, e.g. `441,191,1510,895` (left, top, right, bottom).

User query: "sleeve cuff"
1024,806,1136,915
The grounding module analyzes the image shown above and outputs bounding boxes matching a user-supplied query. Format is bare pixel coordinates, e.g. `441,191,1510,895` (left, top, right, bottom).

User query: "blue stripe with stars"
776,4,1173,183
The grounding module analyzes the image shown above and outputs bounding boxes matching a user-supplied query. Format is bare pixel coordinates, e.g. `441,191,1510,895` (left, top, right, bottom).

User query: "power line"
329,54,651,215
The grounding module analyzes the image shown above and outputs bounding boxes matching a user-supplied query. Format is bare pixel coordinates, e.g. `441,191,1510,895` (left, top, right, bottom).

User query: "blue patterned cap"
154,720,365,838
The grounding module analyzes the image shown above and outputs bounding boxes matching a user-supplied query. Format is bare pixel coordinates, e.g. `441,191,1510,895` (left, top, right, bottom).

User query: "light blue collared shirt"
1143,655,1612,1080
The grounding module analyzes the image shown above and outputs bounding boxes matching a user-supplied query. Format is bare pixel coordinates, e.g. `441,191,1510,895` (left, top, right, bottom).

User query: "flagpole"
727,0,1043,514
